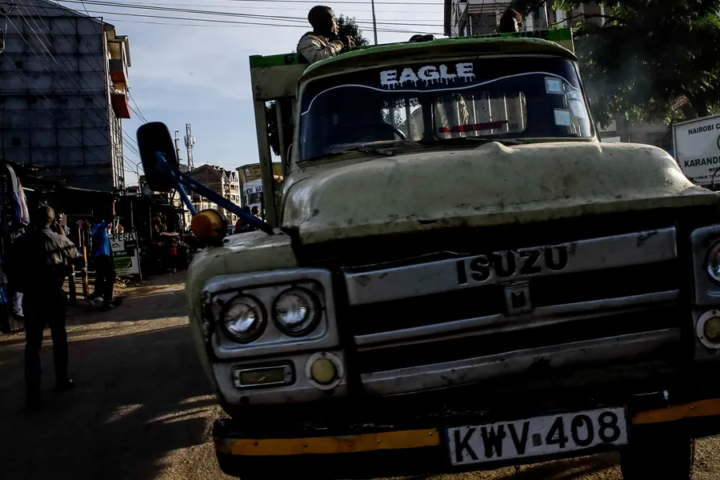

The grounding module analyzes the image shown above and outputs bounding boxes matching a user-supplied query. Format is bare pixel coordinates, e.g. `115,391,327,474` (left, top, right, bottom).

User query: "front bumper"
214,380,720,479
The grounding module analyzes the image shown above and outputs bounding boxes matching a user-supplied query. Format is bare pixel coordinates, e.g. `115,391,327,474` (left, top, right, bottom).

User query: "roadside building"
186,164,240,224
445,0,613,37
0,0,131,192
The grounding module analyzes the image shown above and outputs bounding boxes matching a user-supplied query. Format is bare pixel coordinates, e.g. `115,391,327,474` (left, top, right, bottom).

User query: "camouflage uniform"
297,32,344,64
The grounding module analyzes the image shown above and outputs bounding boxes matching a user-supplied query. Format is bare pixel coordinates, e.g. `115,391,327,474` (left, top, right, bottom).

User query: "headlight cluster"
221,287,321,343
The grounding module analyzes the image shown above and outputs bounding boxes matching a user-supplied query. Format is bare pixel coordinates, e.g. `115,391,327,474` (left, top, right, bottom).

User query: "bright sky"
57,0,446,185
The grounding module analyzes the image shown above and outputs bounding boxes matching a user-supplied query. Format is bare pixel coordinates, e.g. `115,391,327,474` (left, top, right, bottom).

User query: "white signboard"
601,136,622,143
110,232,141,276
673,114,720,185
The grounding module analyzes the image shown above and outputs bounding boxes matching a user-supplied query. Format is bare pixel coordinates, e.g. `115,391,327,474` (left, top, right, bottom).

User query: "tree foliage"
337,15,370,47
511,0,720,123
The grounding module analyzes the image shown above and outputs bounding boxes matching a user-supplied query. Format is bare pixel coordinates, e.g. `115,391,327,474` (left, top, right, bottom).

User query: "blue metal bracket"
155,152,273,234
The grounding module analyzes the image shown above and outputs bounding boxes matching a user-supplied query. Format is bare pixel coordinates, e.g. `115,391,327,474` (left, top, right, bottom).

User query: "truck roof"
302,30,576,80
248,28,574,101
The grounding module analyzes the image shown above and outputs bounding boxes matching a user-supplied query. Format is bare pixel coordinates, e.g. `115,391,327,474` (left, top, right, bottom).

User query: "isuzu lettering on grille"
457,246,569,285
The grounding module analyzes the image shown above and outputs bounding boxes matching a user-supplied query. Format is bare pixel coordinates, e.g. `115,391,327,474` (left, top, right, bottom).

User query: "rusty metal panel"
251,64,306,101
360,329,681,395
252,99,278,226
283,142,717,245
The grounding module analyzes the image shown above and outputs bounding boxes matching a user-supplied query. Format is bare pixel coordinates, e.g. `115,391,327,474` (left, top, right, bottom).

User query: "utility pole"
184,123,195,170
371,0,378,45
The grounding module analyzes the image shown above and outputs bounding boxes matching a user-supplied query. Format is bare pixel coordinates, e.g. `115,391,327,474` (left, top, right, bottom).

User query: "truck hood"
283,142,718,245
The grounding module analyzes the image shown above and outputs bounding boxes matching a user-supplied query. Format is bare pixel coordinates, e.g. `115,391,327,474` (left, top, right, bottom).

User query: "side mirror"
136,122,179,192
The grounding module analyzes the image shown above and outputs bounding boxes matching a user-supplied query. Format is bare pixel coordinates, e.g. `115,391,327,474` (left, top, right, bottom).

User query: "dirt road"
1,272,719,479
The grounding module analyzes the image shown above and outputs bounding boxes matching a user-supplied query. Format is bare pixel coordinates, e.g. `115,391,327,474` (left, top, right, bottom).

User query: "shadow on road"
402,452,618,480
0,270,630,480
97,290,188,323
0,286,219,480
496,453,618,479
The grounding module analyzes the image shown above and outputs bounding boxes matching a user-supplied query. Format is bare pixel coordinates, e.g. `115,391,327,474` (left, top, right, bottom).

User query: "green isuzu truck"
179,30,720,479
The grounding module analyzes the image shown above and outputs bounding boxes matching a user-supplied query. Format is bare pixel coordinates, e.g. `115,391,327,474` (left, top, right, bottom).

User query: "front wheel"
620,430,695,479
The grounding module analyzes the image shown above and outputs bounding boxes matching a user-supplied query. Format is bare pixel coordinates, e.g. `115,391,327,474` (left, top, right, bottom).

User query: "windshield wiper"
325,139,424,156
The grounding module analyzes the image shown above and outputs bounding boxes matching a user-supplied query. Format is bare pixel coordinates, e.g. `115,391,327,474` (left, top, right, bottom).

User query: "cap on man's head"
308,5,334,28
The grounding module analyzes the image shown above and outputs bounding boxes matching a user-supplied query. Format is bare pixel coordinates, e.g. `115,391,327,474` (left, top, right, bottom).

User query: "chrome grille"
342,228,683,395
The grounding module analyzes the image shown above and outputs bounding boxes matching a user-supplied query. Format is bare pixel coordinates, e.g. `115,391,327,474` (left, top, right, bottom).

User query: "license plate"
447,407,628,466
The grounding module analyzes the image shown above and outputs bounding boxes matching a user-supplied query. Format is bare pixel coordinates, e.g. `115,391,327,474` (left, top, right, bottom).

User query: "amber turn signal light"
191,209,227,244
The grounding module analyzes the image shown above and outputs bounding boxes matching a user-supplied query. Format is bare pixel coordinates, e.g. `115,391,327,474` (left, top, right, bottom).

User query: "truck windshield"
298,56,592,161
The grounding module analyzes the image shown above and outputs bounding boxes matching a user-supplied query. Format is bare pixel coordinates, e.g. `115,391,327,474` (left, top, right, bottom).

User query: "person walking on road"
12,206,83,411
90,217,116,311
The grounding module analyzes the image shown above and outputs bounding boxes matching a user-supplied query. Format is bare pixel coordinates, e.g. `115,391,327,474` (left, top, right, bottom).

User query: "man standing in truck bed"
297,5,354,64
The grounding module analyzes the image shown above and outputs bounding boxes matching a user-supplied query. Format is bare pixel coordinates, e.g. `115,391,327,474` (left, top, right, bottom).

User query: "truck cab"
178,30,720,479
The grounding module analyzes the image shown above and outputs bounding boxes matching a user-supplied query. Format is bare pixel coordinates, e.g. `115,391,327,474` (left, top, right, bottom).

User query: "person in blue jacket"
90,216,116,311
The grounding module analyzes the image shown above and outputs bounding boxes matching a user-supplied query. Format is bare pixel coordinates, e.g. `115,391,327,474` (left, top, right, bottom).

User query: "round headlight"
273,288,320,336
707,243,720,283
222,295,266,343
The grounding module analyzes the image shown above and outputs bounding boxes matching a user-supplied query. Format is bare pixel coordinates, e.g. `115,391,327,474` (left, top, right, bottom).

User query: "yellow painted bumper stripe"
633,398,720,425
216,398,720,457
215,429,440,456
